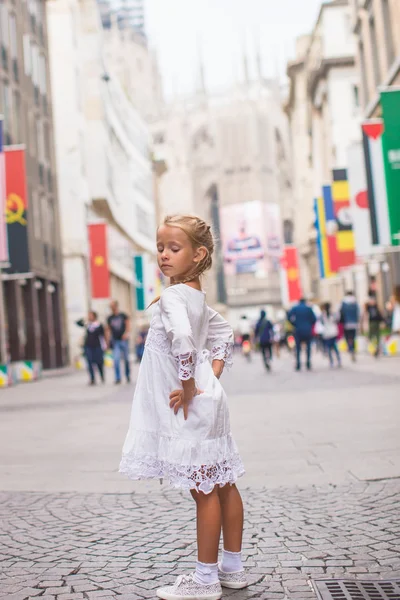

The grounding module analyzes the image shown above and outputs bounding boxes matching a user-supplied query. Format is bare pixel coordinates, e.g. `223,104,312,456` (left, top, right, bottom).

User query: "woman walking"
321,302,341,368
76,311,106,385
363,295,384,357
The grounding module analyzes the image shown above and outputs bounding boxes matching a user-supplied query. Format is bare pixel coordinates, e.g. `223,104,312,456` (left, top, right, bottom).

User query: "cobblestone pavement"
1,480,400,599
1,351,400,599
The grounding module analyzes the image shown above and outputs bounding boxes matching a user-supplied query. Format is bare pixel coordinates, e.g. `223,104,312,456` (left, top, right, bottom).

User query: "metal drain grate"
312,579,400,600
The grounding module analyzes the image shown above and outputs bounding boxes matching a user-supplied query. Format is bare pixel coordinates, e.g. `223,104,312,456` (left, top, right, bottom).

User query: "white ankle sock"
220,549,243,573
194,561,219,585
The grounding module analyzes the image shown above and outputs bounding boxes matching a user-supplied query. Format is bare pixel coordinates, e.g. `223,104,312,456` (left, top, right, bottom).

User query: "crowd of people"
76,301,148,386
235,284,400,372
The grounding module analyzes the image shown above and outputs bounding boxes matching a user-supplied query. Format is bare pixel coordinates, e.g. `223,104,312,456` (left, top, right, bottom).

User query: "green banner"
380,89,400,246
134,255,145,311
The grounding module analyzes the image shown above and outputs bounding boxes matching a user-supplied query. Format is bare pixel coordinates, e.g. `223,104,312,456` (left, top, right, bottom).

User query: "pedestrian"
76,311,106,385
107,301,131,384
238,315,251,344
254,309,274,371
273,321,283,358
288,298,317,371
339,290,360,362
390,285,400,334
313,303,325,354
135,326,148,363
363,295,384,357
321,303,341,368
119,215,246,600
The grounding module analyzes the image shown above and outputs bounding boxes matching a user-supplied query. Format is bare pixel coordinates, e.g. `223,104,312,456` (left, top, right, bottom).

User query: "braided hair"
150,214,214,305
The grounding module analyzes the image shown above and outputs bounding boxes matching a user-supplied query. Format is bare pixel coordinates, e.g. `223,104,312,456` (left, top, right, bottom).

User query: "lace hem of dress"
210,341,233,369
119,453,245,494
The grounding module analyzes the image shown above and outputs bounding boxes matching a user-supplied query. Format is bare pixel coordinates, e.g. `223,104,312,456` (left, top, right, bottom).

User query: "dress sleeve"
207,307,234,369
159,287,197,381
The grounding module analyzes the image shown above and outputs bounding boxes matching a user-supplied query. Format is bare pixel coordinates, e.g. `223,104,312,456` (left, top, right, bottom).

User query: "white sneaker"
218,566,248,589
156,573,222,600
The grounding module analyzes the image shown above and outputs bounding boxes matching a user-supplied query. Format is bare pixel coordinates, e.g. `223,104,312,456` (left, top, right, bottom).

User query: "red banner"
88,223,110,299
282,245,302,303
5,147,29,273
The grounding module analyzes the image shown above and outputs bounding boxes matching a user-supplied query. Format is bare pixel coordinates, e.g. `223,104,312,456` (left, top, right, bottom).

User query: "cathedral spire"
197,36,207,96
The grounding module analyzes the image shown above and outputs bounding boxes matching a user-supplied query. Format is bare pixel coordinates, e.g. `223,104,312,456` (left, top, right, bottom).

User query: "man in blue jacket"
288,298,317,371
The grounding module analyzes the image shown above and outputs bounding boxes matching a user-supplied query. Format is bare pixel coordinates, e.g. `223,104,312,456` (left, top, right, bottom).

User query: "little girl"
119,215,247,600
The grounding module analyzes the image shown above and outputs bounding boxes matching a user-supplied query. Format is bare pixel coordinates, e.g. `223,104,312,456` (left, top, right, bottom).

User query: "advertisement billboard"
220,201,282,278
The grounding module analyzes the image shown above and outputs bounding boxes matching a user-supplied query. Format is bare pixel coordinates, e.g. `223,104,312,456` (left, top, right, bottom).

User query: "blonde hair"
150,214,214,305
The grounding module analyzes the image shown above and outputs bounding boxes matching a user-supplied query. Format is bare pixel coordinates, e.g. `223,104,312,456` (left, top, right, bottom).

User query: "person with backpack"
321,303,341,368
363,294,384,357
339,291,360,362
255,309,274,371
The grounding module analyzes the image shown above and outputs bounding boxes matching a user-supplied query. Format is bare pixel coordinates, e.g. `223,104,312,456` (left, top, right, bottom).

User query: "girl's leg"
218,484,243,552
190,487,221,564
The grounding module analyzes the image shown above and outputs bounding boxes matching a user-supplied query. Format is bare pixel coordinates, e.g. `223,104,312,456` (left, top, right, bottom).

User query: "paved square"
0,351,399,598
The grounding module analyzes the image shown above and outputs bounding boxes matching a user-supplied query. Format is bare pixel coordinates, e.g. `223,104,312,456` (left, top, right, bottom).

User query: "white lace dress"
119,284,245,494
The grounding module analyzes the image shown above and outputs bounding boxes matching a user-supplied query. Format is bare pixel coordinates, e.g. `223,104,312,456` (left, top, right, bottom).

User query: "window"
0,4,9,48
36,119,45,162
32,190,42,239
283,220,294,245
9,14,17,58
382,0,395,68
44,122,51,160
39,54,47,94
353,84,360,109
12,90,21,143
23,35,31,75
369,15,381,86
41,195,49,242
28,111,38,157
48,198,56,246
31,43,39,87
359,41,368,106
1,82,10,139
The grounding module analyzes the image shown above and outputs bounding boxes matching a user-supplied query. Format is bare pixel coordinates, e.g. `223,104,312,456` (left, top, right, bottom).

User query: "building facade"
286,0,362,302
0,0,66,368
351,0,400,117
47,0,156,362
351,0,400,289
152,78,294,324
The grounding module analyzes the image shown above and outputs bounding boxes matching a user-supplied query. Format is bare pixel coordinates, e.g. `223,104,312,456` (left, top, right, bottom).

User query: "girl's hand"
169,381,202,420
212,359,224,379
